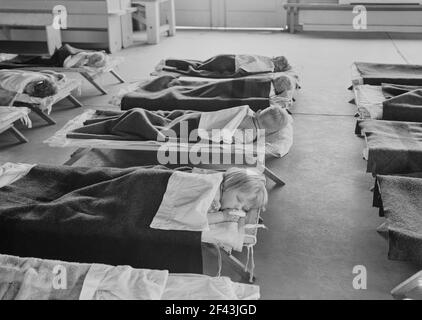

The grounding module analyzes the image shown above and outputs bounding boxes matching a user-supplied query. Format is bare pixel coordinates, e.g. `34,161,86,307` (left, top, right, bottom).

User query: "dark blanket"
121,75,272,112
381,83,422,99
0,165,202,273
354,62,422,86
373,174,422,264
0,44,87,69
359,120,422,175
67,109,200,142
161,54,289,78
383,89,422,122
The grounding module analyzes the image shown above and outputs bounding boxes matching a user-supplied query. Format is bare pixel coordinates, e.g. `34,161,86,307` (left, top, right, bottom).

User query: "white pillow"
150,171,223,231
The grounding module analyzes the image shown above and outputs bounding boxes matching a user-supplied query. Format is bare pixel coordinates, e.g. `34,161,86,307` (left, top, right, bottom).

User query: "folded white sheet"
80,264,168,300
0,162,35,189
202,220,245,252
353,84,384,119
151,171,223,232
0,254,260,300
162,274,260,300
198,105,254,144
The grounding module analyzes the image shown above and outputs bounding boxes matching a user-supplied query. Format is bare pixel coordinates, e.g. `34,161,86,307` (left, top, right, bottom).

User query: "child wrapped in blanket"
62,50,108,69
156,54,291,78
0,44,109,70
67,104,290,144
0,70,65,101
207,167,267,224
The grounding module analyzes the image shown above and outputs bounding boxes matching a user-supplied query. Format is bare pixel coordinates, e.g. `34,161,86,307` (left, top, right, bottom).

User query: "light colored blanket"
0,70,58,94
0,254,260,300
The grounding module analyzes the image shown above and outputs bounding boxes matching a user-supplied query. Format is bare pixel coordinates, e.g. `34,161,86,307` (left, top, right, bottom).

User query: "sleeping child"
67,104,290,144
62,50,108,69
0,44,108,70
156,54,291,78
0,70,65,105
207,167,268,225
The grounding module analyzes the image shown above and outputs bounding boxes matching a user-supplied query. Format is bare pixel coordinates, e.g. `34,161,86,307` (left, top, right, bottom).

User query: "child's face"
220,189,252,212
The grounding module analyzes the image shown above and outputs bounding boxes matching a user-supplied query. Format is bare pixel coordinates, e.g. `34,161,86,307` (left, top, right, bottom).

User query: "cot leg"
349,98,356,104
109,70,126,83
263,166,285,186
8,125,28,143
80,72,108,95
29,106,56,125
145,1,160,44
67,95,84,108
221,250,256,284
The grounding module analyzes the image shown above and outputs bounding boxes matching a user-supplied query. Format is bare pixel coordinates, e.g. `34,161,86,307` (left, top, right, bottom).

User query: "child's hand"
222,210,240,222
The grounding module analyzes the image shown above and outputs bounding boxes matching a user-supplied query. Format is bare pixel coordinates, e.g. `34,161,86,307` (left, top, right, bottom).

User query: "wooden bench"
0,0,135,54
132,0,176,44
0,4,62,55
284,2,422,33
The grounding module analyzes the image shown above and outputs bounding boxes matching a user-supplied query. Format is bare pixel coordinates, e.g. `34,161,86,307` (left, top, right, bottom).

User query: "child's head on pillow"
256,105,289,135
221,168,268,212
272,56,291,72
23,79,58,98
86,52,107,68
272,74,293,95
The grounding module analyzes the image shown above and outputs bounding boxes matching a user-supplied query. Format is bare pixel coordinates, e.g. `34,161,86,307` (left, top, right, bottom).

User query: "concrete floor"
1,30,422,299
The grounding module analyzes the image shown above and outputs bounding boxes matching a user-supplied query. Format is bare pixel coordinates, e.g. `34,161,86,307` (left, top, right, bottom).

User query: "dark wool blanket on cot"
120,75,272,112
160,54,290,78
372,173,422,264
382,89,422,122
0,165,202,274
359,120,422,175
67,109,200,142
354,62,422,86
0,44,89,69
68,149,194,169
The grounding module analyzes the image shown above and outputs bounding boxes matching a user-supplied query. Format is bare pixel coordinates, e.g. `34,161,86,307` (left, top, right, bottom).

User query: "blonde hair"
272,56,291,72
222,167,268,211
256,105,289,134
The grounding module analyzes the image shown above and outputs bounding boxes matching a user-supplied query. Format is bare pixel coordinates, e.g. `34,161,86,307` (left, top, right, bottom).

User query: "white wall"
174,0,286,28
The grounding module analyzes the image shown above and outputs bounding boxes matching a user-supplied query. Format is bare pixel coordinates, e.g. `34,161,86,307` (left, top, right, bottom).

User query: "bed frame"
60,150,265,283
45,109,286,186
0,107,31,143
45,107,287,282
21,58,125,95
10,79,83,125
